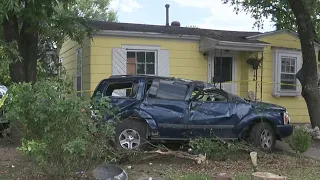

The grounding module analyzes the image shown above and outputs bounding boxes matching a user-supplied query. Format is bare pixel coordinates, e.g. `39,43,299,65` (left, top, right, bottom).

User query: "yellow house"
59,20,320,124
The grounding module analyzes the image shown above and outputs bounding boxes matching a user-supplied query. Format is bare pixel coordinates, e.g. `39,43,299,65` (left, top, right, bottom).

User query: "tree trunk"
2,15,38,83
19,22,38,83
2,14,27,83
288,0,320,128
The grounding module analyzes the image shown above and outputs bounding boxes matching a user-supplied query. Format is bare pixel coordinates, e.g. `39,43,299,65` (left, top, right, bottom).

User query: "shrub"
4,74,119,179
287,128,312,154
189,137,239,160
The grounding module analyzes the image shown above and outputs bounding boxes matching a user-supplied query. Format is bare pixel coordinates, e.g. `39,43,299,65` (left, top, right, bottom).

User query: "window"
273,48,302,97
149,79,188,101
105,82,139,98
127,51,156,75
191,88,228,102
280,56,297,90
214,57,233,82
76,48,82,97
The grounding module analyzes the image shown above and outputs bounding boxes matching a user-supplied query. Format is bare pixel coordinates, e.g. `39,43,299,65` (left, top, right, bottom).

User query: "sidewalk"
275,140,320,160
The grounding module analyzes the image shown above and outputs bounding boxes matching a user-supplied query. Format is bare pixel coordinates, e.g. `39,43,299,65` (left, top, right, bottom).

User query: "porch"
199,37,269,99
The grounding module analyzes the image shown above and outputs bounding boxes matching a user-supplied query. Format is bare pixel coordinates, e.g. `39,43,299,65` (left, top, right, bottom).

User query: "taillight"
283,111,290,125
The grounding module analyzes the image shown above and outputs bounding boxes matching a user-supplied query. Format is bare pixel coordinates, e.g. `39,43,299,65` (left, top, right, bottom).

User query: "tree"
0,0,117,83
223,0,320,128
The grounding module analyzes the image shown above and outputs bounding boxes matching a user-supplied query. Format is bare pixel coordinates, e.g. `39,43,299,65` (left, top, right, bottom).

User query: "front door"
212,56,236,94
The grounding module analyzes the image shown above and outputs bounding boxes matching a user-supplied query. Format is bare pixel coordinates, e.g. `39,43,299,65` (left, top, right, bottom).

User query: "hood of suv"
250,101,286,111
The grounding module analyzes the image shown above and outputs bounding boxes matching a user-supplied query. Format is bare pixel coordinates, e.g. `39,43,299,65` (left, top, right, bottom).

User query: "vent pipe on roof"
165,4,170,26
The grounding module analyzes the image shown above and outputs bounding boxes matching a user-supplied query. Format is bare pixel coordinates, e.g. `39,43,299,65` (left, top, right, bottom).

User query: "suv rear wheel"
249,122,276,152
115,119,147,151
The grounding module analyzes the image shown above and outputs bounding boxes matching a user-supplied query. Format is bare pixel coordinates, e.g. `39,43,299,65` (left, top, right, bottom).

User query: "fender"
118,108,158,131
234,110,283,136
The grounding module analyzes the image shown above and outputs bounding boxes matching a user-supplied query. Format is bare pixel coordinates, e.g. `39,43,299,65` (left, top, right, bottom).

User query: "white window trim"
122,44,161,50
76,48,83,96
272,48,302,97
122,45,160,76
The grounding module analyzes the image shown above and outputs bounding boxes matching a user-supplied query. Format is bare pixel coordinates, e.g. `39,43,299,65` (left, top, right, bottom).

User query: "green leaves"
223,0,320,36
0,0,117,83
4,73,119,178
287,127,312,154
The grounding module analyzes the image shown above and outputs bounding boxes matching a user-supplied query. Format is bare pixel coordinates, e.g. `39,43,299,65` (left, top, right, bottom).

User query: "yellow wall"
59,38,91,98
256,32,308,123
89,36,208,91
60,31,316,124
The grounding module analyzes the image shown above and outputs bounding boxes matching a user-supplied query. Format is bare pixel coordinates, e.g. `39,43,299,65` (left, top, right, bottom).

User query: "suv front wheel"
115,119,147,151
249,122,276,152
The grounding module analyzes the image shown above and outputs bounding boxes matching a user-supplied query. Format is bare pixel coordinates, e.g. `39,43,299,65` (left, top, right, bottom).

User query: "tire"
115,118,147,151
249,122,276,153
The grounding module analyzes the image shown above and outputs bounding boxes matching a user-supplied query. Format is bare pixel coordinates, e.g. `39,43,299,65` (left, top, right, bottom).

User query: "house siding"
59,38,91,98
255,32,312,123
60,31,316,124
89,36,208,92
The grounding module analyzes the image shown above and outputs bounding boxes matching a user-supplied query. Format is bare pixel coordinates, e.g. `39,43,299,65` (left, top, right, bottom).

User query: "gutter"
95,30,201,41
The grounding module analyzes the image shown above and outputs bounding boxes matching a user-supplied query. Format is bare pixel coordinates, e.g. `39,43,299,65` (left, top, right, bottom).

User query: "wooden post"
251,172,287,180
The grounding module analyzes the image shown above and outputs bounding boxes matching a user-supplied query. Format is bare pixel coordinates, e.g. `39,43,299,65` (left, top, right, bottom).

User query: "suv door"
141,79,190,139
188,88,238,139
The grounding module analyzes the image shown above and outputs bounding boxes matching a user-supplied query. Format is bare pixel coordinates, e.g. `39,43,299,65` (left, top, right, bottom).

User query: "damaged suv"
0,85,9,136
92,75,293,152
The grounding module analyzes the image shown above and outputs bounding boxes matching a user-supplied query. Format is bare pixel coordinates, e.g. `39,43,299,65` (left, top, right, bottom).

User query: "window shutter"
112,48,127,76
296,55,303,95
157,50,170,77
112,48,127,96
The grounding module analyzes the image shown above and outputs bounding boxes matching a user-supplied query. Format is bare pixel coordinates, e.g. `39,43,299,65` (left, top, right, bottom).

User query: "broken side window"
104,81,139,98
154,80,188,101
192,89,228,102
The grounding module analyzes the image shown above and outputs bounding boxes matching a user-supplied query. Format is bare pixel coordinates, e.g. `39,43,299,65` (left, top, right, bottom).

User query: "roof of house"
89,21,268,44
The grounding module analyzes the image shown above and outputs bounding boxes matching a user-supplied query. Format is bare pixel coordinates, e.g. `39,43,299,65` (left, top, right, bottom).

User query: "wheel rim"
119,129,141,150
260,129,273,149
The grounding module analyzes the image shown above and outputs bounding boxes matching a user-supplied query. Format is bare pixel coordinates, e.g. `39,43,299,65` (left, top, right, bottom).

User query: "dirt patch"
0,130,46,180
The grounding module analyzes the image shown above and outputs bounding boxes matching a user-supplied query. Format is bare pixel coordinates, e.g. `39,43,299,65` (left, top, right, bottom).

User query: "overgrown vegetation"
287,128,312,154
189,137,242,161
3,72,119,179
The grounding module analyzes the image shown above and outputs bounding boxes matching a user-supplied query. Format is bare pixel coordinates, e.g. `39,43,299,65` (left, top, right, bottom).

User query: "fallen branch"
153,149,206,164
118,148,206,164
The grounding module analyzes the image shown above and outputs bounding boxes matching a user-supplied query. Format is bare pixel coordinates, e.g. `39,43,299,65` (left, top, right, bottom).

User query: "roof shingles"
89,21,267,44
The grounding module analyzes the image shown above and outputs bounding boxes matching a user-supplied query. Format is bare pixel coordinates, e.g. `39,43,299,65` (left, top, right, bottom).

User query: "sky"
109,0,276,32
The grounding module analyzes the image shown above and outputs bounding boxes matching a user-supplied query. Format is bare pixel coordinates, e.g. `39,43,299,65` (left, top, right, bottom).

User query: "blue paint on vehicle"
92,75,293,144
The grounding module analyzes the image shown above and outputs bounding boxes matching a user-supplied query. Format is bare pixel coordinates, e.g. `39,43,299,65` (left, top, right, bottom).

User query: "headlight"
283,111,290,125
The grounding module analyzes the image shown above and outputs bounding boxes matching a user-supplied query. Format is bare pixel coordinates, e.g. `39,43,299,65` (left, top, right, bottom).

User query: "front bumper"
277,124,293,138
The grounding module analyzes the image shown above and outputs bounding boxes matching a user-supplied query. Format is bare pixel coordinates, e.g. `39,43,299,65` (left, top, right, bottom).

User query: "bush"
287,128,312,154
4,74,119,179
189,137,239,161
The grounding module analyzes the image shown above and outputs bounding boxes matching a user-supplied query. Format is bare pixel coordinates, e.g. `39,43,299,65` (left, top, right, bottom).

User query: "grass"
124,151,320,180
2,134,320,180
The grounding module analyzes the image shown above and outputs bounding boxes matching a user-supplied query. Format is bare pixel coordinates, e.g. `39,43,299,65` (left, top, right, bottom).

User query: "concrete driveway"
275,140,320,160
